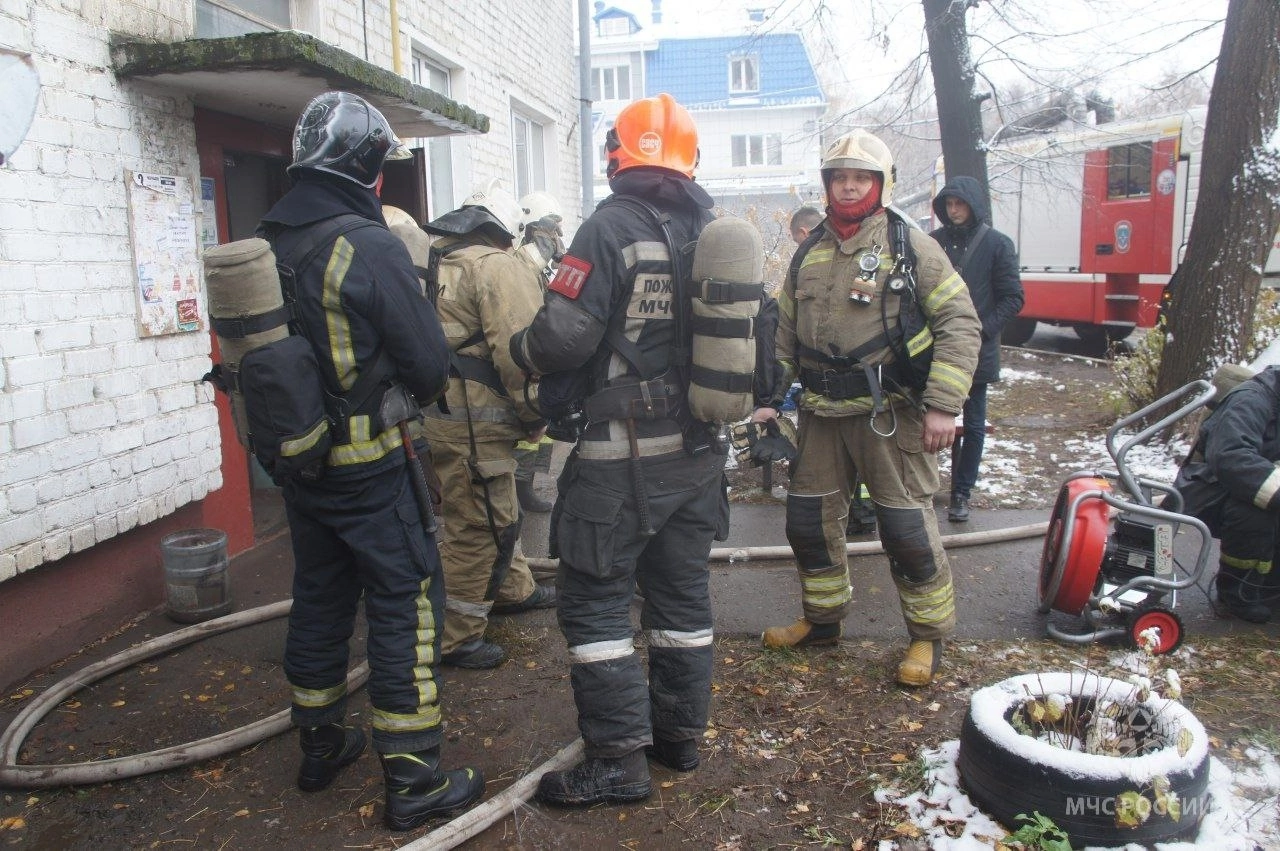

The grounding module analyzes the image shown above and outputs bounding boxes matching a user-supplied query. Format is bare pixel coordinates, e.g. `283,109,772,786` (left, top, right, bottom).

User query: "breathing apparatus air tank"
203,237,289,445
687,216,764,423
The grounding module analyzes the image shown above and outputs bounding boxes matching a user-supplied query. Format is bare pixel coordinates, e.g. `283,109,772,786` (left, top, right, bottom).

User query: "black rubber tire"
1002,317,1037,347
1073,323,1135,344
957,673,1210,847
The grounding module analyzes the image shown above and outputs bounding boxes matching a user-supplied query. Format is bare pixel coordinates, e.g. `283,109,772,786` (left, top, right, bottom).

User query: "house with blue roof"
585,1,828,218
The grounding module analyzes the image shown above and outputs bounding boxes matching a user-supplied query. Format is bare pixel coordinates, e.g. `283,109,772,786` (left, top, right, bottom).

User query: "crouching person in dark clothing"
1175,364,1280,623
258,91,483,830
510,93,724,807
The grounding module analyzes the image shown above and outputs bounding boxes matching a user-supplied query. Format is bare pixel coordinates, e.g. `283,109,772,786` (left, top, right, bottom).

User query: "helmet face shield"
289,91,408,188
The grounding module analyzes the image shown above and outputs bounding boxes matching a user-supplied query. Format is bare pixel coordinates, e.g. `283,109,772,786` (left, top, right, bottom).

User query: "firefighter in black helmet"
259,90,483,831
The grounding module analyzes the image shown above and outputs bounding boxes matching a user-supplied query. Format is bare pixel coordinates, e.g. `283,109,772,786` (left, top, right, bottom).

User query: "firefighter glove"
731,417,799,466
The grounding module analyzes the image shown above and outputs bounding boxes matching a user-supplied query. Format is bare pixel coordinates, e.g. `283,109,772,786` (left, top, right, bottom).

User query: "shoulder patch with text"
549,255,592,299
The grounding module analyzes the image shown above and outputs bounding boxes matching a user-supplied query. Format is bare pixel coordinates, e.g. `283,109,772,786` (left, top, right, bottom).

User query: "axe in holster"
379,384,439,534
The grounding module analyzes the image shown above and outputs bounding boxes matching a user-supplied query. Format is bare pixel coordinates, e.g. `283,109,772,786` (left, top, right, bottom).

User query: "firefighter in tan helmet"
754,128,981,686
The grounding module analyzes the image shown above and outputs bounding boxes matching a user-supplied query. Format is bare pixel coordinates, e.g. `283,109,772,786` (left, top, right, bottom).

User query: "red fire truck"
981,106,1280,346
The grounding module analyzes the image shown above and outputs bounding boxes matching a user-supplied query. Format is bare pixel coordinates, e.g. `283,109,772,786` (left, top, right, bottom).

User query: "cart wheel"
1038,477,1111,615
1127,606,1183,655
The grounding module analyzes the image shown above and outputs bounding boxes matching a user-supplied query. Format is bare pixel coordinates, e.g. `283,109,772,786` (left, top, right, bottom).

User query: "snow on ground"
880,739,1280,850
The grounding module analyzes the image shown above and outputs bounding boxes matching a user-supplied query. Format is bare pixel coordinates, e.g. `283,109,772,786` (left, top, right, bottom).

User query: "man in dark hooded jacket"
930,176,1024,523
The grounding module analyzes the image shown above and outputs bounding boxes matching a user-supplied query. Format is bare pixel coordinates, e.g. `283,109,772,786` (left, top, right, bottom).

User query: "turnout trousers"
429,438,538,655
282,462,446,754
785,405,956,641
554,449,728,758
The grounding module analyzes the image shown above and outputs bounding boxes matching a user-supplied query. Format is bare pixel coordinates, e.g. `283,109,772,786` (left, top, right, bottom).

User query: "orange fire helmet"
605,93,699,178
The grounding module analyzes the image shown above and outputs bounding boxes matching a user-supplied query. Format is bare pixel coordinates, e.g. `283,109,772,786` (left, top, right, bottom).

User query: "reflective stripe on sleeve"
1254,464,1280,509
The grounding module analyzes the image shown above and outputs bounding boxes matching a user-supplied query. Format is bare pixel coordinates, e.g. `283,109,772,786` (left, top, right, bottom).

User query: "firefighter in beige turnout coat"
422,187,555,669
756,129,981,686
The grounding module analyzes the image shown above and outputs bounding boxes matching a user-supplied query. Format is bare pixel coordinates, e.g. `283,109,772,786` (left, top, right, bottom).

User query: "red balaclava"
824,173,884,240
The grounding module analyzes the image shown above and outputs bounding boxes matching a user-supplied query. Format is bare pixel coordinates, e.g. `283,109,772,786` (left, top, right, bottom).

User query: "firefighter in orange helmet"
511,93,722,807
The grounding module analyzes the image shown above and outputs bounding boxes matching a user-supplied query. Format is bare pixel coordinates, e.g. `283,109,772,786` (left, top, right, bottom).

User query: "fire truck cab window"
1106,142,1152,200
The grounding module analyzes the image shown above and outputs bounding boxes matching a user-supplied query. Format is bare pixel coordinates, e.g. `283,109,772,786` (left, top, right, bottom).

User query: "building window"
1106,142,1152,199
591,66,631,102
729,55,759,94
512,109,547,198
731,134,781,167
598,16,632,37
410,52,457,215
195,0,289,37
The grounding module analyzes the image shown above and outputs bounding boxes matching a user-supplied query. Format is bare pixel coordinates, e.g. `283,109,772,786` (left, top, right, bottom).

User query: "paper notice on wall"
126,170,204,337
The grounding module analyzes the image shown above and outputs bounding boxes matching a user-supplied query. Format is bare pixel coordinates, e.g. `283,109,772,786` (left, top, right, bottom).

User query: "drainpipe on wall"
389,0,402,75
579,0,593,221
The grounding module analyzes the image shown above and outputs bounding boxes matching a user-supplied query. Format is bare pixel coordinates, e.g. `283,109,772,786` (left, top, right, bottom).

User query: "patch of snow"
967,672,1208,784
884,739,1280,850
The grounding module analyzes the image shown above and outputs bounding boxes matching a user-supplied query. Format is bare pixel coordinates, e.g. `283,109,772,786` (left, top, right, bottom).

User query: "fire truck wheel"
1001,318,1037,347
1073,323,1135,345
1126,605,1184,654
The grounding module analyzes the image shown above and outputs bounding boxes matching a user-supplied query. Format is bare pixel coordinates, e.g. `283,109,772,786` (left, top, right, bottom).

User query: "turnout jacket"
1191,366,1280,513
259,175,450,476
930,176,1024,384
777,210,981,417
421,235,546,444
511,169,715,459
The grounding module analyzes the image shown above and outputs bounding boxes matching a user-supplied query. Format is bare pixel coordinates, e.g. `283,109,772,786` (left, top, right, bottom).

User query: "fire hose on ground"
0,520,1049,848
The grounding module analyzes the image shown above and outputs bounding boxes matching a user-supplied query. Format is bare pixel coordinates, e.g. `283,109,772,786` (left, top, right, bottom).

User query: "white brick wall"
0,0,218,579
0,0,582,582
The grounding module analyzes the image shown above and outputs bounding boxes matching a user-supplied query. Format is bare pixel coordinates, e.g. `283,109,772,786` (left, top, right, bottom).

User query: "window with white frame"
598,16,632,37
730,134,782,167
410,51,457,215
591,65,631,102
195,0,289,36
729,55,759,94
511,109,547,198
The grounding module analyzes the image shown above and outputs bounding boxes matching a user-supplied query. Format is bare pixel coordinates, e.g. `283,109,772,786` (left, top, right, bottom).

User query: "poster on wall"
126,170,204,337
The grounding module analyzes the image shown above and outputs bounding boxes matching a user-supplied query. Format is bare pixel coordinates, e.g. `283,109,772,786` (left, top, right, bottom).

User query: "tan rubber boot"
896,639,942,686
761,618,841,649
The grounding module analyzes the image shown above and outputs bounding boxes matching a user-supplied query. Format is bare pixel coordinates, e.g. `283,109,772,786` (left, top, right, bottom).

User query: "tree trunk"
1156,0,1280,397
923,0,990,197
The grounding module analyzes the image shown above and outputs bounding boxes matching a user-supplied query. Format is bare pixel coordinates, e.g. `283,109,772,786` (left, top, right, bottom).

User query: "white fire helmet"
821,129,896,206
519,191,563,231
460,181,524,241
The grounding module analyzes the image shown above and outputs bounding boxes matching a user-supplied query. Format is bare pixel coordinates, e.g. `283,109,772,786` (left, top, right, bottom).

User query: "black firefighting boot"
1215,565,1272,624
380,748,486,831
646,737,700,772
536,749,652,806
297,723,367,792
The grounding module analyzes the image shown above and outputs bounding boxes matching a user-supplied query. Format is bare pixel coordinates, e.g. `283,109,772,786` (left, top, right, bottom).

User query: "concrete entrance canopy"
110,30,489,138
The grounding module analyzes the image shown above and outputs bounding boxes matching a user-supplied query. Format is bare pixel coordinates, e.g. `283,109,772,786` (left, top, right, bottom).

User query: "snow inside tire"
957,672,1210,847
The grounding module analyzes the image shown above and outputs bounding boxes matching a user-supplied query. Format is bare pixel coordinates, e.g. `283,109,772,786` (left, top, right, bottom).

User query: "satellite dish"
0,49,40,167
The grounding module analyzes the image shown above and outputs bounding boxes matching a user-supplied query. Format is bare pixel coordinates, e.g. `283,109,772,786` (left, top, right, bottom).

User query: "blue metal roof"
645,33,824,109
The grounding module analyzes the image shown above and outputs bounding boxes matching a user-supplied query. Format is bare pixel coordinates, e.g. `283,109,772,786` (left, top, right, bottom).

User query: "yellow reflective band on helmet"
929,360,972,397
321,236,358,389
280,419,331,458
372,705,443,734
901,582,955,626
1220,554,1274,575
922,272,966,314
291,682,348,709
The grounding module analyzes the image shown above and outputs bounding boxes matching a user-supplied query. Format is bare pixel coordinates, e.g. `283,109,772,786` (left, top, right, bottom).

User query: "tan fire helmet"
821,129,897,206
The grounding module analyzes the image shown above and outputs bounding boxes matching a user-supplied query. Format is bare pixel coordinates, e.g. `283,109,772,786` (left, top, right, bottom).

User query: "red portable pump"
1037,380,1217,654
